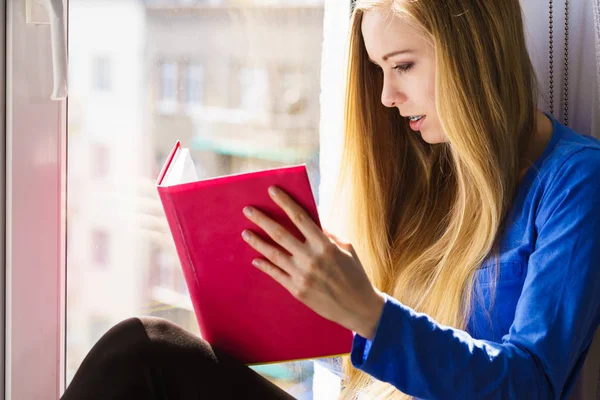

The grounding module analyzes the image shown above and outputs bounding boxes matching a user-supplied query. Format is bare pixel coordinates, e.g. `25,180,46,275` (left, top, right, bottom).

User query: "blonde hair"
331,0,539,398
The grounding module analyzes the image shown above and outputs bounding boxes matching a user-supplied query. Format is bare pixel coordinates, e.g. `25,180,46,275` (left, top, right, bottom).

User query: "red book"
156,141,353,365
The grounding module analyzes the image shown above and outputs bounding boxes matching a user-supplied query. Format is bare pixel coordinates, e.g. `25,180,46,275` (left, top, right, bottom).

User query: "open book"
156,141,353,365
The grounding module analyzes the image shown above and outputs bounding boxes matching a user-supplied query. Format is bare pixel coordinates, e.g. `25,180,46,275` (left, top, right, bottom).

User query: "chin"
420,130,448,144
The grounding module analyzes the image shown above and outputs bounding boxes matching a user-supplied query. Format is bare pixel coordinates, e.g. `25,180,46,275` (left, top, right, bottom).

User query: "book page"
163,147,198,186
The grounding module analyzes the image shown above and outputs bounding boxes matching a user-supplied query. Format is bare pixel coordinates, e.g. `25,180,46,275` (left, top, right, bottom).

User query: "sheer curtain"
521,0,599,138
521,2,600,399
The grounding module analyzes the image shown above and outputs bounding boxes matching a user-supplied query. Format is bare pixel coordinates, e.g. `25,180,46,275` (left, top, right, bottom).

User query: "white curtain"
521,3,600,399
521,0,599,138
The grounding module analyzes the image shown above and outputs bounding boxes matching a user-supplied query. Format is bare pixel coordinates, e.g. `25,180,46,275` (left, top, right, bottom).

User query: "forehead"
361,9,426,58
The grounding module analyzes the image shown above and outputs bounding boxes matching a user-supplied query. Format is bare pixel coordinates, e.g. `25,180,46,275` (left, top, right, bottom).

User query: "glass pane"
67,0,327,398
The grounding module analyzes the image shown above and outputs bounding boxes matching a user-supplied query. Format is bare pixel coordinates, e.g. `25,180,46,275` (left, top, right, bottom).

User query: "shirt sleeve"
350,148,600,399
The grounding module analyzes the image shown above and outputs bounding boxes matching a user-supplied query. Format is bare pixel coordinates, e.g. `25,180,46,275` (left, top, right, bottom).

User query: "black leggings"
61,317,296,400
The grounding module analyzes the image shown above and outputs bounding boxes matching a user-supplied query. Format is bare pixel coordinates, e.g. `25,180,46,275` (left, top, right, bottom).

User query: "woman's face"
361,9,447,144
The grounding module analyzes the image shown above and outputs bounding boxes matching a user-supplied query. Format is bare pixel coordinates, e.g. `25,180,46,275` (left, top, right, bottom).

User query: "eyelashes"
392,63,413,74
371,62,414,76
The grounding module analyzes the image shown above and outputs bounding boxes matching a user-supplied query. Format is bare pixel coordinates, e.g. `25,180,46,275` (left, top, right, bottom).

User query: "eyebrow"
368,49,415,64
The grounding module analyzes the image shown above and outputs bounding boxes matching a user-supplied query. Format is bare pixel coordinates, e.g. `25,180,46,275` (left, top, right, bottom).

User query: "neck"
518,110,554,181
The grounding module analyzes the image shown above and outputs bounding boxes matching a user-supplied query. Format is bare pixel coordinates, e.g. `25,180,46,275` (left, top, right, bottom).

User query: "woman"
62,0,600,399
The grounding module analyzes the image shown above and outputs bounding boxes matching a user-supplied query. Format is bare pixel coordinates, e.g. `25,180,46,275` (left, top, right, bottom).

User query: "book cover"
156,141,353,365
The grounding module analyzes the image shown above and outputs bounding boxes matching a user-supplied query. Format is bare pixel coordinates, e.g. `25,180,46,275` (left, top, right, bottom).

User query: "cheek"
425,70,436,107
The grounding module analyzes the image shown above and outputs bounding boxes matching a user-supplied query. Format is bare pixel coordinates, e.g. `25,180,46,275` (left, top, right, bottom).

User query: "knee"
91,316,222,371
92,317,154,356
101,316,181,347
102,316,209,355
135,316,185,342
106,315,175,332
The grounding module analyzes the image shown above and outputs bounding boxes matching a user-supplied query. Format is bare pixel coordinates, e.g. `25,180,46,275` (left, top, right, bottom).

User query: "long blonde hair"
331,0,539,398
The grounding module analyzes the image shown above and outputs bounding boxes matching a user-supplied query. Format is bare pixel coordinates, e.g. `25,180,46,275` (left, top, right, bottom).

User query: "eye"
392,63,414,74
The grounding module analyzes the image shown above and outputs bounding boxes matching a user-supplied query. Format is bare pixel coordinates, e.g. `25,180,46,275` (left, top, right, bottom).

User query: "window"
7,0,352,398
158,61,178,112
92,56,112,92
67,3,332,396
185,63,204,106
239,67,269,112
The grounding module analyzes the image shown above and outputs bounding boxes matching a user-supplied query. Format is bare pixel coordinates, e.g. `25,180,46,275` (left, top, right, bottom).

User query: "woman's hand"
242,185,386,340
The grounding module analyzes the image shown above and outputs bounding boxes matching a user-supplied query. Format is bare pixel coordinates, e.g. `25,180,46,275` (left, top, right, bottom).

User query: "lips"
408,115,426,131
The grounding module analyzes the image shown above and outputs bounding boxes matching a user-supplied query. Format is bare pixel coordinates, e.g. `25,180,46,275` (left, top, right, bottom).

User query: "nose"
381,76,407,108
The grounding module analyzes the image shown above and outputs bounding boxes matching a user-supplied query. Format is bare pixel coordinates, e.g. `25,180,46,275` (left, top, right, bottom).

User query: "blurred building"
67,0,325,395
144,0,323,179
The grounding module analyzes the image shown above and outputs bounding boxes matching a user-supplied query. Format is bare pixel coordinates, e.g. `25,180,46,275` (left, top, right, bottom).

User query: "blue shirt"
348,115,600,399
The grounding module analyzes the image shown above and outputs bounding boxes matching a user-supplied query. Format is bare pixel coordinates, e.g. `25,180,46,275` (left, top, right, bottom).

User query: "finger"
243,206,305,256
252,258,293,289
267,186,326,246
323,229,353,250
242,229,295,275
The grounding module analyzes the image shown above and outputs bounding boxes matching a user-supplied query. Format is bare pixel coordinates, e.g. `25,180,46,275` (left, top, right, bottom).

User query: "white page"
162,147,198,186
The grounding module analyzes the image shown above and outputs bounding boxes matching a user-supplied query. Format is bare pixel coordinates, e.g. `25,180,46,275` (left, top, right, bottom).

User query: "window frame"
6,0,68,398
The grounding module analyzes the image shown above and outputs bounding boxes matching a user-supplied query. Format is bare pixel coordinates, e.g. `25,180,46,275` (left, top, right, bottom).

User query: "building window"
92,57,112,92
239,67,269,112
185,64,204,106
91,144,109,179
92,229,109,267
158,61,178,112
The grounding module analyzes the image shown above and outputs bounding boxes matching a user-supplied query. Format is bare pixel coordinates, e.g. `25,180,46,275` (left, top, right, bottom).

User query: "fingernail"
268,186,279,196
243,207,253,216
242,230,251,240
252,259,261,267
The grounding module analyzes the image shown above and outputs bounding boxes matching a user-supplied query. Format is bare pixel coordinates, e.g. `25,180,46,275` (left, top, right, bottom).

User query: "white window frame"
6,0,68,398
5,0,350,398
